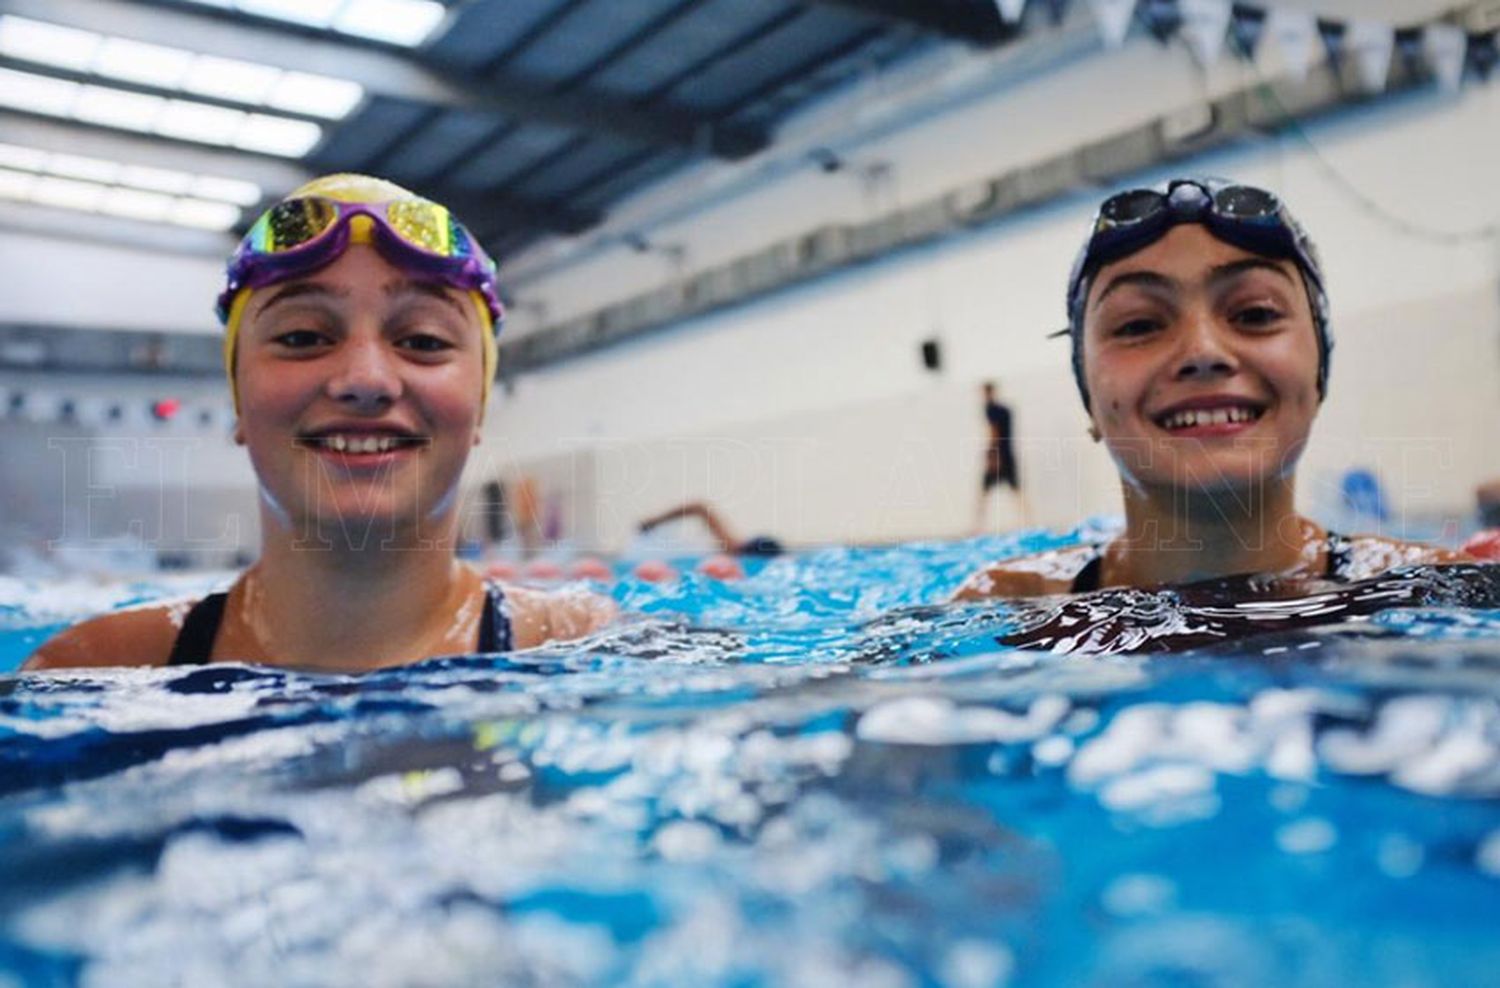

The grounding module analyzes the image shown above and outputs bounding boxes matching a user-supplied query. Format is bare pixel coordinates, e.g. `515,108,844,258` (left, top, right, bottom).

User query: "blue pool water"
2,529,1499,987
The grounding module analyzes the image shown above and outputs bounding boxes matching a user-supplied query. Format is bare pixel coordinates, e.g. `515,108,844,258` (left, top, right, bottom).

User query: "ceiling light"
46,152,120,184
182,55,282,103
190,175,262,206
99,186,174,222
0,143,48,172
29,175,107,212
0,16,101,72
335,0,446,47
238,0,345,27
0,68,80,117
169,197,241,231
0,167,38,200
154,99,245,145
93,37,194,89
119,164,195,194
265,72,364,119
235,114,322,157
71,85,164,132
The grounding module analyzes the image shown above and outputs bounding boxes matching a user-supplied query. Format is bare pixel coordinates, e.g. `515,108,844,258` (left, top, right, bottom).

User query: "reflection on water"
2,534,1498,987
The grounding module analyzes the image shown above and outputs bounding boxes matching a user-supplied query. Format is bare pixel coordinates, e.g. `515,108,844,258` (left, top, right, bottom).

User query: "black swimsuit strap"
166,591,229,666
1069,530,1353,594
168,582,512,666
1324,529,1353,579
477,582,514,653
1069,547,1105,593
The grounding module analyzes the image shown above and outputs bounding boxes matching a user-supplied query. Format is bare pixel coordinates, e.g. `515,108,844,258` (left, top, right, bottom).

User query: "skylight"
0,16,365,122
0,17,98,71
0,141,262,232
175,0,447,48
336,0,446,46
0,66,325,158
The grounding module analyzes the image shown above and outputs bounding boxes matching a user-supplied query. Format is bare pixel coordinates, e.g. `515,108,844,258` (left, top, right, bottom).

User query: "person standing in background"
974,380,1025,533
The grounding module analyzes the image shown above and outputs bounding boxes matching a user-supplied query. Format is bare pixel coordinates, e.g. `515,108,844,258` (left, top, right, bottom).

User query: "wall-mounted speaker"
920,338,942,372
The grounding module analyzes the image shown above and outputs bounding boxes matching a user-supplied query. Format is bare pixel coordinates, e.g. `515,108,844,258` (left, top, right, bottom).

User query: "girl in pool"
957,177,1468,599
28,174,614,671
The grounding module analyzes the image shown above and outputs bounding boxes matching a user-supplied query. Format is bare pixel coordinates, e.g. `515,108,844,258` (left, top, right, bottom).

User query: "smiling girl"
957,177,1467,599
28,174,613,671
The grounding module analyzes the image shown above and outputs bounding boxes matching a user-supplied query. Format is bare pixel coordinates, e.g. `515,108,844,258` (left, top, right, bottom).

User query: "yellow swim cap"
222,173,498,413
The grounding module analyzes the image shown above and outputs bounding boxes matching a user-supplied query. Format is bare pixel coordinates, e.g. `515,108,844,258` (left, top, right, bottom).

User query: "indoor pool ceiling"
0,0,1010,260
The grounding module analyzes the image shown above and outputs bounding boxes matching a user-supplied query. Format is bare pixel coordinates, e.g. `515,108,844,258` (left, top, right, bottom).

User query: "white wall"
0,229,225,334
488,38,1500,548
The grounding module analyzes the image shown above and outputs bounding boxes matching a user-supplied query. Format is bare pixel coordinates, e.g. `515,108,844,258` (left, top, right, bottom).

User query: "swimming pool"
3,529,1499,987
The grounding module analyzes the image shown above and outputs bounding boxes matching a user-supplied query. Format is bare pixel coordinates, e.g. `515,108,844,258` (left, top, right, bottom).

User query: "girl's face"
1081,224,1322,500
233,245,486,541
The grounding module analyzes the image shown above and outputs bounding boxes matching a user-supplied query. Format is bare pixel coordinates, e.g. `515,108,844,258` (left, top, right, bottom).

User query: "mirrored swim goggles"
216,195,504,327
1062,178,1331,406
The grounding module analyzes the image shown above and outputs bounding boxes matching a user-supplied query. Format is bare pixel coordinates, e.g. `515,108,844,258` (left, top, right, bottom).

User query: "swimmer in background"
956,177,1470,600
638,501,783,557
28,174,614,672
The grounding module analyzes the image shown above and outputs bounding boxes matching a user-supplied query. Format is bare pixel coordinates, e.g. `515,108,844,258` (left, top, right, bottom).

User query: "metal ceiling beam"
5,0,769,158
802,0,1011,45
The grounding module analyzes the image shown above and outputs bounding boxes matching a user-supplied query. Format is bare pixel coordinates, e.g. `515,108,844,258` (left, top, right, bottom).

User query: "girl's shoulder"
953,543,1102,601
483,578,618,649
1337,533,1474,581
22,595,202,670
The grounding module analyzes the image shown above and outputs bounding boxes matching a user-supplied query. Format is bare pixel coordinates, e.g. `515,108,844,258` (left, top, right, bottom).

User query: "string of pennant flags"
996,0,1498,93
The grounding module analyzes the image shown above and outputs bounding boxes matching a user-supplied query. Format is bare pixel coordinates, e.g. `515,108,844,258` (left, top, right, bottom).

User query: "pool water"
2,529,1499,987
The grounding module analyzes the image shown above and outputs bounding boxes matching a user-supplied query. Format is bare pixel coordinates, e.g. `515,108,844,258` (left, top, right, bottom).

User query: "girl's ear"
1087,421,1101,443
233,421,246,445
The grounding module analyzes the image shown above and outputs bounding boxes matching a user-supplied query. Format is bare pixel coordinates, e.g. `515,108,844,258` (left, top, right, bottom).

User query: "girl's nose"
1172,310,1238,383
326,336,402,412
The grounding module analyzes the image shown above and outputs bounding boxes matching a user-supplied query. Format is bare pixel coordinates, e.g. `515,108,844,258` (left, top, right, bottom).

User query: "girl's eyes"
271,329,330,349
1111,317,1162,338
397,333,456,354
1230,303,1284,329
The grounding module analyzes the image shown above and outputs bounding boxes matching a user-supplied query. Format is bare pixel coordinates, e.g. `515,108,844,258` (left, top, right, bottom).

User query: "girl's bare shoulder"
1341,534,1475,581
953,544,1100,601
22,597,199,671
495,582,618,649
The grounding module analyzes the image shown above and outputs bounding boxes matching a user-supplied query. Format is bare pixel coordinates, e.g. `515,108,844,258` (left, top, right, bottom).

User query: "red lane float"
1461,529,1500,561
570,557,614,581
697,554,745,580
632,559,679,583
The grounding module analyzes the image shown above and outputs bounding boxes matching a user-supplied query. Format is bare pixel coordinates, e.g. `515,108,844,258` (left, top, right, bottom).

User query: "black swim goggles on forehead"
1065,178,1326,317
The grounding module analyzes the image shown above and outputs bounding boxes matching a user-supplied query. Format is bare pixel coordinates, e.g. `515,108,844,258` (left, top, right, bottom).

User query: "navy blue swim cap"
1065,177,1332,412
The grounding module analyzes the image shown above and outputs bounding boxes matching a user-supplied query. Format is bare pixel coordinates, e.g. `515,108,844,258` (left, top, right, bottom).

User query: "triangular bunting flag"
1318,19,1347,68
1265,8,1319,80
1179,0,1232,66
1423,23,1467,91
1394,27,1424,70
1346,20,1394,91
1142,0,1182,43
1467,31,1497,80
1229,4,1267,59
995,0,1028,25
1089,0,1137,48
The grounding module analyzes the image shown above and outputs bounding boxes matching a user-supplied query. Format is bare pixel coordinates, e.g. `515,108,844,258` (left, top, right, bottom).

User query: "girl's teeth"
322,436,401,452
1163,407,1258,429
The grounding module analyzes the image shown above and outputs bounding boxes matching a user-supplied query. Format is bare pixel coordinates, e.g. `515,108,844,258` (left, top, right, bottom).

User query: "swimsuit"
1068,531,1356,593
166,581,514,666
